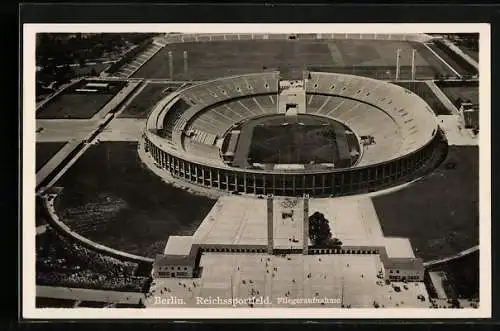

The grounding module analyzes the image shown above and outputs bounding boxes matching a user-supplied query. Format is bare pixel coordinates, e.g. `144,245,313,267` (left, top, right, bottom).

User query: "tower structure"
267,194,274,254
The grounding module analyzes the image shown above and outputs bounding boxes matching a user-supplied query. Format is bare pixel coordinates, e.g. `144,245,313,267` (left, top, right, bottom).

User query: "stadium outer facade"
142,71,442,197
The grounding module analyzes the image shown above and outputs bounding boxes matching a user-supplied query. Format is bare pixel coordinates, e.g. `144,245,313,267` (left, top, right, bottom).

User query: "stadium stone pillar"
411,49,416,80
303,194,309,255
168,51,174,80
395,48,401,81
267,194,274,254
183,51,188,76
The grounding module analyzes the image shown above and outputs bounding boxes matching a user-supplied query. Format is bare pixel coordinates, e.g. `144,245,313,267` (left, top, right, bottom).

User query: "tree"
308,212,332,246
55,65,74,84
78,57,86,68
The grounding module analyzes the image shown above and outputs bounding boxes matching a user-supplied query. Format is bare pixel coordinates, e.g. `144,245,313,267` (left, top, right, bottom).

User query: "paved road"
424,245,479,267
37,285,145,304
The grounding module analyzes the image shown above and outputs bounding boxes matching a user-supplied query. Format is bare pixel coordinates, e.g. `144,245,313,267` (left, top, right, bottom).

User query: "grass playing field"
373,146,479,262
53,142,216,258
233,114,358,168
36,142,66,172
132,39,455,81
249,124,340,164
439,86,479,106
435,81,479,107
118,83,183,119
36,81,126,119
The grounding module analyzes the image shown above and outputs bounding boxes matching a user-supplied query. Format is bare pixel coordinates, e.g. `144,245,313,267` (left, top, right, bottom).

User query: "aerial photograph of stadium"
25,26,487,317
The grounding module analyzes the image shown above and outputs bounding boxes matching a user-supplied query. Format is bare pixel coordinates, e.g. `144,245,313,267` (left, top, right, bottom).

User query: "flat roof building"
147,195,429,307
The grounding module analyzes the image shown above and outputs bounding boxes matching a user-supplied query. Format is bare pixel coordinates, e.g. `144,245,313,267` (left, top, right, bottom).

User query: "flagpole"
341,276,344,307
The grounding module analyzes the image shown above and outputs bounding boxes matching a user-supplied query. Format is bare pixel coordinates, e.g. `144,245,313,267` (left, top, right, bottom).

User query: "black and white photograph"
22,23,490,319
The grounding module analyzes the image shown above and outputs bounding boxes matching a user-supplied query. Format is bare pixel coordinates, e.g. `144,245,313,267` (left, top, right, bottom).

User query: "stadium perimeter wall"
142,70,443,197
160,33,434,44
143,131,444,197
42,194,154,263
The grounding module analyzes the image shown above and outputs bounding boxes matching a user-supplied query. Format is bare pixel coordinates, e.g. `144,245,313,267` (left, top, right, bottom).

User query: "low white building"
152,236,199,278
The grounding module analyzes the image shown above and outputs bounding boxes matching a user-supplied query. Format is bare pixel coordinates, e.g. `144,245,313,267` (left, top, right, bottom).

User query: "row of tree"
36,33,156,67
36,33,157,97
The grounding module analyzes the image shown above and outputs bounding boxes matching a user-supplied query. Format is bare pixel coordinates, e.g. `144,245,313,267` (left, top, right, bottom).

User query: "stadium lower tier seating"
183,139,221,162
161,98,192,139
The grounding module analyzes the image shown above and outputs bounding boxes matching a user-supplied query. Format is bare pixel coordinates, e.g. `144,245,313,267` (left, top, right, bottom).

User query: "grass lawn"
37,80,126,119
53,141,216,258
439,86,479,107
133,39,452,81
118,83,182,119
427,250,479,299
373,146,479,261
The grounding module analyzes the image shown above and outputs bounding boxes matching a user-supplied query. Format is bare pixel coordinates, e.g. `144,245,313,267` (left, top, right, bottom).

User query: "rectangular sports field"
435,81,479,107
439,86,479,106
372,146,479,262
132,39,456,81
118,83,183,118
248,124,340,165
52,142,216,258
36,81,126,119
36,142,66,172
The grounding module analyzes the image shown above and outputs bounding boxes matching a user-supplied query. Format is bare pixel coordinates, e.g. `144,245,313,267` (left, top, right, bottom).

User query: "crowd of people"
36,228,152,293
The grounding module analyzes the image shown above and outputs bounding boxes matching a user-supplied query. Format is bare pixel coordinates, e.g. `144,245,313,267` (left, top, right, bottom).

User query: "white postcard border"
22,23,491,319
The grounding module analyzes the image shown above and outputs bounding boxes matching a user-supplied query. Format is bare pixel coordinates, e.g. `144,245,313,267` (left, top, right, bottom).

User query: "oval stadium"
143,71,444,197
33,31,480,310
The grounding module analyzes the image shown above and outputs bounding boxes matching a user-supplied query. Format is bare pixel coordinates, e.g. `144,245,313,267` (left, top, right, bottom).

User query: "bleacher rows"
190,129,217,145
305,94,403,164
114,43,163,78
146,71,437,167
188,95,278,137
180,72,280,108
160,33,433,44
155,73,280,149
306,72,437,158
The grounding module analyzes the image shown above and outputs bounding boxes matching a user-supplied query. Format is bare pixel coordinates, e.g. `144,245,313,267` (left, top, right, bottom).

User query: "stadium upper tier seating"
146,71,437,168
305,94,403,166
306,72,437,160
